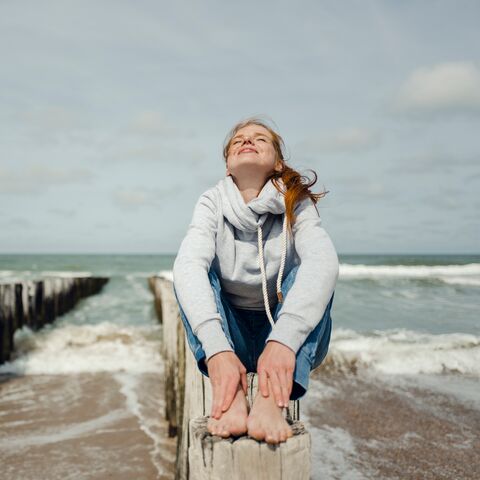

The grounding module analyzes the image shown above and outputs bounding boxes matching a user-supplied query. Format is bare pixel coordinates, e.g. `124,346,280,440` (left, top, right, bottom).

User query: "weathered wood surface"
188,416,311,480
0,276,109,365
149,273,311,480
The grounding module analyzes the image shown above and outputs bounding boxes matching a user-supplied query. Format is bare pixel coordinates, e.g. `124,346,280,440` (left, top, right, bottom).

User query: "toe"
247,423,264,441
265,430,276,444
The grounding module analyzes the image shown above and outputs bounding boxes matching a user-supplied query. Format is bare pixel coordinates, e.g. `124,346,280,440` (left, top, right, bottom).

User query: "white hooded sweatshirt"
172,174,339,361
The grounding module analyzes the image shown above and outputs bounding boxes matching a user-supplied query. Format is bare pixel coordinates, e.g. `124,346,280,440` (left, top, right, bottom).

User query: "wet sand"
0,371,176,480
303,362,480,480
2,355,478,479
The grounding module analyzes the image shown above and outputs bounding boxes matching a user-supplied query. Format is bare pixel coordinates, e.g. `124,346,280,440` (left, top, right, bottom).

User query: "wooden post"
0,276,109,366
149,274,311,480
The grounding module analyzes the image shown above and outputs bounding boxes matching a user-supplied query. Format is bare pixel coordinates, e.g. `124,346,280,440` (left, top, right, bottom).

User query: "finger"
279,369,290,407
258,368,269,397
241,371,248,396
268,370,284,408
212,382,226,419
210,383,219,418
286,369,293,399
221,379,238,412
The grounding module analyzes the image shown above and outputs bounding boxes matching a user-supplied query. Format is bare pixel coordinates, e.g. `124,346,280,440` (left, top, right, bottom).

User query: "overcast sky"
1,0,479,255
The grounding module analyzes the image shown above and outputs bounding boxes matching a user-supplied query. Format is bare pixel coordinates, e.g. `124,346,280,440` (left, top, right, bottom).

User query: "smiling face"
225,124,282,181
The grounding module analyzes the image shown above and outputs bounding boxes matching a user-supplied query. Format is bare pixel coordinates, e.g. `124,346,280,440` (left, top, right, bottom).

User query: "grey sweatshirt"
172,175,340,362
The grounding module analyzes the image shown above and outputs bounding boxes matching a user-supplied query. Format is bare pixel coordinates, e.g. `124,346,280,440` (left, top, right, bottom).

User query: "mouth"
239,148,258,154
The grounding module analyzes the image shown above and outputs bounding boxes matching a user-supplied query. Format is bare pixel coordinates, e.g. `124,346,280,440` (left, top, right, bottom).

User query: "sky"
1,0,479,255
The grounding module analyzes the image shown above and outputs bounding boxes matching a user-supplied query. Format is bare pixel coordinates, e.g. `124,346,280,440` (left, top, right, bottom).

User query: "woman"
173,116,339,445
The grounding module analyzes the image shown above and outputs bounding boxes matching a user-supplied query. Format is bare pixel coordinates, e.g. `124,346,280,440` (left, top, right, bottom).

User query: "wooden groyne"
149,273,311,480
0,275,109,365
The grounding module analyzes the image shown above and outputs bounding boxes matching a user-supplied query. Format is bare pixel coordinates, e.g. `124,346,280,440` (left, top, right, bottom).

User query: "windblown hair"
222,115,329,235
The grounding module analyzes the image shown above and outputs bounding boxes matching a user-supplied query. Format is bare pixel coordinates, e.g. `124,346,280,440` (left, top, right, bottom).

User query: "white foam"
157,270,173,282
441,276,480,286
114,372,169,477
41,271,93,278
329,327,480,376
305,423,370,480
0,322,163,375
159,264,480,287
0,270,93,284
0,409,130,452
339,262,480,286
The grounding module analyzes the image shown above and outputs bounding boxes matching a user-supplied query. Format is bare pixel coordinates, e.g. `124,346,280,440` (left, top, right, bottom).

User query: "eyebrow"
232,132,270,140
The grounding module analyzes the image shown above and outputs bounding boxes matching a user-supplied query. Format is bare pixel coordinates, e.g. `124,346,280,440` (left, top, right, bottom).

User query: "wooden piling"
149,273,311,480
0,276,109,365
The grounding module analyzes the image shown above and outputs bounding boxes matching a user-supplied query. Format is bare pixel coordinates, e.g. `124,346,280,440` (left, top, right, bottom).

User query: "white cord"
257,214,288,328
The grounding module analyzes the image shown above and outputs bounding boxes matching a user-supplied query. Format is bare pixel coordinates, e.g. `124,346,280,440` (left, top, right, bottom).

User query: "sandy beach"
0,371,176,480
303,361,480,480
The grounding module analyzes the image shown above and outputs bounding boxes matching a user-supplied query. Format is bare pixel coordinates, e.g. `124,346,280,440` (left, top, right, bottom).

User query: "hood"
215,175,289,328
216,174,286,232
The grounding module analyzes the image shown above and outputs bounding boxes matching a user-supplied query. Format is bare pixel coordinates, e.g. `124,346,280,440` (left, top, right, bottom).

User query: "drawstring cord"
257,214,288,328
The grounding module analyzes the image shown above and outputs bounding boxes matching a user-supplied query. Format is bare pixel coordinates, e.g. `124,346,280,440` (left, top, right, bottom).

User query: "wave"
338,263,480,286
324,327,480,377
0,321,163,376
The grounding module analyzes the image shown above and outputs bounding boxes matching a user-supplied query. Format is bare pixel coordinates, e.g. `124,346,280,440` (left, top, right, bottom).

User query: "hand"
257,340,296,408
206,351,248,419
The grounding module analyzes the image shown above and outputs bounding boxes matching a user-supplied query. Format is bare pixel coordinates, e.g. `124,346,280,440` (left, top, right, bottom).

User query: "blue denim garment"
173,264,334,400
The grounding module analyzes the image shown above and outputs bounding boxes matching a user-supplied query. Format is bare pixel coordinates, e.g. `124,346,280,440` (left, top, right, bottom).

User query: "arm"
265,197,340,355
172,191,234,361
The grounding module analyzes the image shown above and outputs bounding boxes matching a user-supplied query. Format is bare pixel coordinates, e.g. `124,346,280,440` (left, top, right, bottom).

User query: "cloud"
418,192,463,210
48,207,77,218
124,110,193,137
3,216,33,228
111,185,180,211
106,143,205,165
386,150,479,175
295,127,381,154
13,106,87,131
0,164,94,195
391,61,480,117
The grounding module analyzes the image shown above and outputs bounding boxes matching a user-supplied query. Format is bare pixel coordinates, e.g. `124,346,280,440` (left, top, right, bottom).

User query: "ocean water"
1,253,478,377
0,253,479,479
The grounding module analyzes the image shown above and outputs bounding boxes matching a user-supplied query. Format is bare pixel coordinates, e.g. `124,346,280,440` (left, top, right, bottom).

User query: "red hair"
222,115,329,235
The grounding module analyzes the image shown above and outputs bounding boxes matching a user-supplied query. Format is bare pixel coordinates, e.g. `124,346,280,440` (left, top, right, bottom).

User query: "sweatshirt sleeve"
265,197,339,355
172,190,234,362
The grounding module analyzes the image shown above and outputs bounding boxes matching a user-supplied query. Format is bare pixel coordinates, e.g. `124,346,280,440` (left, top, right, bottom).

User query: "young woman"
173,116,339,445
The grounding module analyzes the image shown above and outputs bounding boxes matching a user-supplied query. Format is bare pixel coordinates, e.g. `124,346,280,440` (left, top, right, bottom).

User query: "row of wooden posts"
148,273,312,480
0,276,109,365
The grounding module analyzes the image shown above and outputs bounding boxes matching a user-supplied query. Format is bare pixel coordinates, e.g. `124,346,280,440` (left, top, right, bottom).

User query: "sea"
0,253,479,479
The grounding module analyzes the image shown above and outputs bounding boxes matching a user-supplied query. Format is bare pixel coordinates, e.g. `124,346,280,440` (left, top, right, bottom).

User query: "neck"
230,174,269,204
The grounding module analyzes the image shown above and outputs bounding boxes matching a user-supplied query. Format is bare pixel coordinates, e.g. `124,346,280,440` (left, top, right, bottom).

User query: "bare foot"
247,376,294,444
207,381,249,438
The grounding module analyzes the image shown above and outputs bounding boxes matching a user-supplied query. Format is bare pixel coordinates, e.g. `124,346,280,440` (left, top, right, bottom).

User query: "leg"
173,268,251,438
269,264,335,401
173,267,253,377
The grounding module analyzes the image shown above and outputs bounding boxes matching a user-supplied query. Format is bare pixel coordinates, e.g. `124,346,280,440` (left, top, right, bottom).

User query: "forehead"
232,125,271,139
